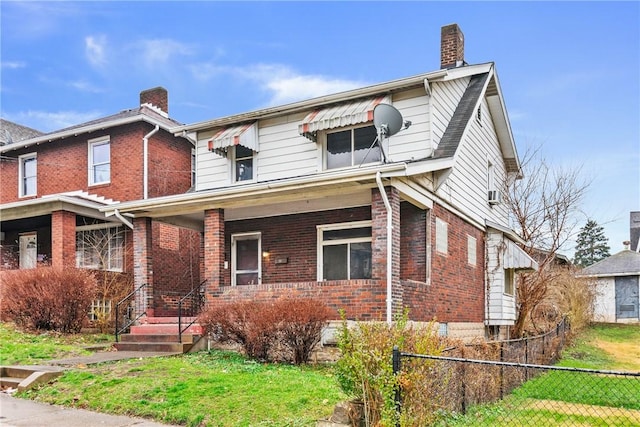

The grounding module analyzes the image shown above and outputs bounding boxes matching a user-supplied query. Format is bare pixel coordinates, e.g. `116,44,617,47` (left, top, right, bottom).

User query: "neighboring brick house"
0,88,200,317
105,25,537,340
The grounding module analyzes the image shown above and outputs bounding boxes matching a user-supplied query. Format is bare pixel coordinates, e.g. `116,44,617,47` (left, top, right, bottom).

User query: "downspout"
113,209,134,229
376,171,393,325
143,125,160,199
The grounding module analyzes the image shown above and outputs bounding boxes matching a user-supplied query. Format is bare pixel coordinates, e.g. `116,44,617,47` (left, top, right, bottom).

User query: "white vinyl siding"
486,230,517,325
431,78,469,149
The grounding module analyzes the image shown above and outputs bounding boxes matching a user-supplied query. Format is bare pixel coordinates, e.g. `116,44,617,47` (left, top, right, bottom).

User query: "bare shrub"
198,298,333,364
91,271,134,333
1,266,97,333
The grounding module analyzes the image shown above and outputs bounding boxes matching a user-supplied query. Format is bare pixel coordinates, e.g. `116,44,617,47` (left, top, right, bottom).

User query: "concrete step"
114,341,193,353
0,366,65,392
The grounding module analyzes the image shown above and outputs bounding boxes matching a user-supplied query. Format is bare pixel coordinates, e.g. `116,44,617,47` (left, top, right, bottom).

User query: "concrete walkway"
0,350,182,427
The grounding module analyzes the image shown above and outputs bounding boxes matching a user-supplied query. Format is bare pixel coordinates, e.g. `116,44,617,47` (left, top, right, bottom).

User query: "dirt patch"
592,339,640,371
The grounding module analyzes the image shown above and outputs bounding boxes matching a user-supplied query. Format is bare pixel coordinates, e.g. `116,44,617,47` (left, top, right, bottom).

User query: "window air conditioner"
488,190,501,205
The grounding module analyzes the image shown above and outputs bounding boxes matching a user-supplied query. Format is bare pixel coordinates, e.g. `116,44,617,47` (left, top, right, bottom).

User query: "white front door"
19,233,37,269
231,232,261,286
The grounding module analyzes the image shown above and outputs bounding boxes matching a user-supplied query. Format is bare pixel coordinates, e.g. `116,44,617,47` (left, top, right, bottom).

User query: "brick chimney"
140,87,168,114
441,24,465,69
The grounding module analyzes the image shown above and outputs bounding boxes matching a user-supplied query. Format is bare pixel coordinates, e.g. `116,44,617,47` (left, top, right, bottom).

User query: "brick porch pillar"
204,209,225,305
372,186,401,319
51,210,76,268
133,217,154,317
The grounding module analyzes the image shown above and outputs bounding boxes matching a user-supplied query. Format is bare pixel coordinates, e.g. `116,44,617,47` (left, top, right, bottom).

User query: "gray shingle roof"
433,73,489,159
0,119,44,145
577,250,640,277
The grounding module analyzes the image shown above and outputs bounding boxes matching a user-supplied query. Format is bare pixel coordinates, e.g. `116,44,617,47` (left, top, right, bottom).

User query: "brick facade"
51,210,76,268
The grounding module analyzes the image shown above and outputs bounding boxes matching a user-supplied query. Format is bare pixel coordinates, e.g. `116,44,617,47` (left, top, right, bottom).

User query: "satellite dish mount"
361,103,411,166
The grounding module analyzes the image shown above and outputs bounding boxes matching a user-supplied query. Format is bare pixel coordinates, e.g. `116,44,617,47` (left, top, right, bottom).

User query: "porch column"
372,187,402,317
204,209,225,303
133,217,154,317
51,210,76,268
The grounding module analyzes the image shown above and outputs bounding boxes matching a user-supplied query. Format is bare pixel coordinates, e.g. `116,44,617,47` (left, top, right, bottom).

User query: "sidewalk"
0,350,182,427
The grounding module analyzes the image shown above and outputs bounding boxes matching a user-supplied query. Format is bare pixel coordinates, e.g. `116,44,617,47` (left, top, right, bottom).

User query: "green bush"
0,267,97,333
335,311,446,427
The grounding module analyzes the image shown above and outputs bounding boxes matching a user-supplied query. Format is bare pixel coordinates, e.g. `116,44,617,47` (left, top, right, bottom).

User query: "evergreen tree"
574,219,611,267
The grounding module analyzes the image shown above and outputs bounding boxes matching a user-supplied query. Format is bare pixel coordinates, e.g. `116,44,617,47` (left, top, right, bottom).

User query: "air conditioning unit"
488,190,501,205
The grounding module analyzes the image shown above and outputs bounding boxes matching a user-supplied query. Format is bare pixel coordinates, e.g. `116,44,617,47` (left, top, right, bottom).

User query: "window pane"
353,126,379,165
326,130,351,169
236,272,259,285
23,157,37,176
93,142,110,164
235,158,253,181
237,239,258,270
323,244,348,280
93,164,110,183
350,242,372,279
324,227,372,241
236,145,253,158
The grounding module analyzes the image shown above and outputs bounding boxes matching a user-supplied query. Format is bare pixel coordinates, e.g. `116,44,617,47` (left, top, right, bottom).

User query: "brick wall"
51,210,76,268
0,158,18,203
148,126,193,198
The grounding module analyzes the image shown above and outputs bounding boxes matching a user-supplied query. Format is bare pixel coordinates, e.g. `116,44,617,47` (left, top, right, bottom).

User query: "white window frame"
322,124,379,170
231,232,262,286
18,153,37,197
76,224,124,272
317,220,372,281
89,299,112,321
88,136,111,186
435,217,448,255
232,145,255,183
504,268,515,296
191,148,196,186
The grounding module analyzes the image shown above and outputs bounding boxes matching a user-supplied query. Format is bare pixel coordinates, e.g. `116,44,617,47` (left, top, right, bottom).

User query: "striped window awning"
504,240,539,271
207,122,258,156
298,95,391,141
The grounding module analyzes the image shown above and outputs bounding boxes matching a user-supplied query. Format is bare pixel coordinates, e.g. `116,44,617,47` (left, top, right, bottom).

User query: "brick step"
120,333,197,344
130,324,204,336
113,341,193,353
139,316,198,325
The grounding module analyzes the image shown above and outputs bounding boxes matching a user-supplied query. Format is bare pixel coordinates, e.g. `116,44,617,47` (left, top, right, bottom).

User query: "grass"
0,322,112,365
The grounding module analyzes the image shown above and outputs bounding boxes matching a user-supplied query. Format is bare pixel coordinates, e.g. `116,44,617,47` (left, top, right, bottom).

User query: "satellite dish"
373,103,404,137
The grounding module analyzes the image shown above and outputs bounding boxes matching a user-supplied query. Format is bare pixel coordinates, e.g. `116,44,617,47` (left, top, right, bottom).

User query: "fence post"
499,341,504,399
392,346,401,427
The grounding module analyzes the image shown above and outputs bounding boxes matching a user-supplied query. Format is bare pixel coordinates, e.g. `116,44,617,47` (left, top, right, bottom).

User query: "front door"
231,232,261,286
615,276,639,319
19,233,37,269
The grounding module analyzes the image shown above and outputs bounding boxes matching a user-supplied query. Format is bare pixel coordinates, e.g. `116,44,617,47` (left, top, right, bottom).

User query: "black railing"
114,283,148,342
178,279,207,342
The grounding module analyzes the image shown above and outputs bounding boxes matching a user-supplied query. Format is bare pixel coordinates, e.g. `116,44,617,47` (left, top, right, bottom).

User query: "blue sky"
1,1,638,256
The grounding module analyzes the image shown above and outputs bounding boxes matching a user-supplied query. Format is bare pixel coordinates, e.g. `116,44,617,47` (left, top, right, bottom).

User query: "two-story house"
0,88,200,318
103,24,537,341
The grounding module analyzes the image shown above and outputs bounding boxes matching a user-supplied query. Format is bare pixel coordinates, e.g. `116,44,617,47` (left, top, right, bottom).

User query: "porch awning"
504,240,539,271
298,95,391,141
207,122,258,156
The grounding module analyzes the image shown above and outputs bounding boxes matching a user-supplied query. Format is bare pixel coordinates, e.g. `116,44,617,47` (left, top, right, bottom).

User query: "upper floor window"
325,125,379,169
89,137,110,185
234,145,254,182
76,225,124,272
19,153,37,197
318,221,372,281
191,148,196,186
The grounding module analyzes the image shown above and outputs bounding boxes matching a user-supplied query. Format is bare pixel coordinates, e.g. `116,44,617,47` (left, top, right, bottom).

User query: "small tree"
573,219,611,267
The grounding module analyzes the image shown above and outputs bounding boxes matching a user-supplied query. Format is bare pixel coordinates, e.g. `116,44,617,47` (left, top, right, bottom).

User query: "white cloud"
133,39,195,67
1,61,27,69
67,80,104,93
6,110,103,133
85,35,108,67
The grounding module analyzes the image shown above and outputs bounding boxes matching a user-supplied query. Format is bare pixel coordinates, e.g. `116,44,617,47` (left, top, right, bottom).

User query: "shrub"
91,271,134,333
198,298,333,364
0,267,97,333
335,311,445,427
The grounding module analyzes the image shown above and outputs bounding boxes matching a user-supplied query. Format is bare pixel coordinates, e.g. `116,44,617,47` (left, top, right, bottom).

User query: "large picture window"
89,137,110,185
19,153,37,197
325,125,379,169
231,232,261,285
76,225,124,271
318,221,372,281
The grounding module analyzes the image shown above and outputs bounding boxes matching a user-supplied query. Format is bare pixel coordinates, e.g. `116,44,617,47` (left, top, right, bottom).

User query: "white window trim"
316,220,372,281
231,231,262,286
231,145,256,184
321,124,380,170
18,152,37,198
88,136,111,186
504,268,515,296
76,224,124,272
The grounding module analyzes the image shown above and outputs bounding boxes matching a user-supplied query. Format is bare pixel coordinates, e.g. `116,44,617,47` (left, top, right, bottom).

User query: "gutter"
143,125,160,199
112,209,134,229
376,171,394,325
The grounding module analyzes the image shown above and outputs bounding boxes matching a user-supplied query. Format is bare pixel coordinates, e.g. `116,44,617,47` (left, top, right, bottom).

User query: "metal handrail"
115,283,148,342
178,279,207,342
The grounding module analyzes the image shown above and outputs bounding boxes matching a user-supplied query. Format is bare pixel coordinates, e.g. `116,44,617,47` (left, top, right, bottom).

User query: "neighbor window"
231,232,261,285
191,148,196,186
504,268,515,295
325,125,379,169
19,153,37,197
435,217,448,255
318,221,372,281
76,225,124,271
89,137,110,185
234,145,254,182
